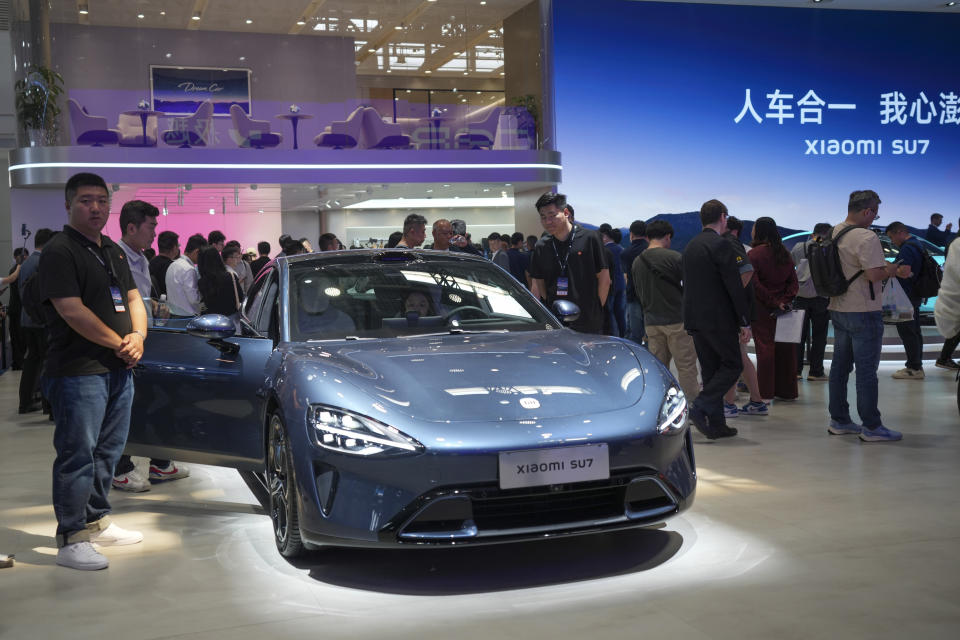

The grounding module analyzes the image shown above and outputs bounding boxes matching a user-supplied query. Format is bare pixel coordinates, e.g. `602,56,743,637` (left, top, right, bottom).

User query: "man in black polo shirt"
38,173,148,571
529,193,610,334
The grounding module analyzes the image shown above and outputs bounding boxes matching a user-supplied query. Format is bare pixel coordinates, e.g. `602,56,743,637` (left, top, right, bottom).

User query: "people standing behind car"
884,221,927,380
224,240,252,294
925,213,953,249
113,201,189,492
198,246,243,317
318,233,340,251
682,199,751,440
631,220,699,404
599,224,627,338
17,228,55,415
791,223,832,382
38,172,147,570
165,233,207,318
749,217,799,401
149,230,179,298
250,241,271,278
530,194,610,335
507,232,531,287
934,237,960,413
222,244,247,296
621,220,649,345
488,233,510,270
428,219,454,251
449,219,481,255
720,217,766,417
827,190,911,442
396,214,427,248
283,237,307,256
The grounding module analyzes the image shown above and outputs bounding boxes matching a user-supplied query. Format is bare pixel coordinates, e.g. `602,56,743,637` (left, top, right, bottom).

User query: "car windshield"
287,253,558,341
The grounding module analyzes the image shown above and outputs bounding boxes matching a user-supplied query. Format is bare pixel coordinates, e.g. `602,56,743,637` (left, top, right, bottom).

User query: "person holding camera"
748,217,799,402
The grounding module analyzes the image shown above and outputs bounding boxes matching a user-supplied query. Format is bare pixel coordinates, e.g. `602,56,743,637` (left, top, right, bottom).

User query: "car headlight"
657,386,687,435
311,406,423,456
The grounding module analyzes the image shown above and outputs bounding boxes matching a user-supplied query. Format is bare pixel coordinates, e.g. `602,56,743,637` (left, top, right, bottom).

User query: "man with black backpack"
823,190,911,443
885,222,928,380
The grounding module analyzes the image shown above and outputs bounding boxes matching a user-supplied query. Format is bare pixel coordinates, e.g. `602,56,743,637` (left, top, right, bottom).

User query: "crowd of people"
2,172,959,571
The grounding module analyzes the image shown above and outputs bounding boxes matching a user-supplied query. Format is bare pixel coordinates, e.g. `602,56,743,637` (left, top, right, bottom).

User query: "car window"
287,255,557,341
243,267,272,320
256,274,279,335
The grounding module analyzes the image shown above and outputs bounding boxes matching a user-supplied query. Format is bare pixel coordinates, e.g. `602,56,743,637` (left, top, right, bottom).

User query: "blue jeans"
43,370,134,547
829,311,883,429
626,300,645,344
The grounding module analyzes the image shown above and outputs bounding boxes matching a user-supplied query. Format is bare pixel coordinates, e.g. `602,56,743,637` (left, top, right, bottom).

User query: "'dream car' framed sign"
150,66,251,117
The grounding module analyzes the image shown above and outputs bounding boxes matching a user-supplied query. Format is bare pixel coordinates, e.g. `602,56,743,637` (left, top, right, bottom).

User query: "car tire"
266,411,305,557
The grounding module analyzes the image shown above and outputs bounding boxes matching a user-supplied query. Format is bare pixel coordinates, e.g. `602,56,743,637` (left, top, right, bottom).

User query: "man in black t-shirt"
529,193,610,334
38,173,148,571
149,230,179,297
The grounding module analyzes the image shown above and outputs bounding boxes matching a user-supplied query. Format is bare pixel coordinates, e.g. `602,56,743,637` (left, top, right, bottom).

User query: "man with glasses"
826,190,912,442
529,192,610,334
37,173,147,570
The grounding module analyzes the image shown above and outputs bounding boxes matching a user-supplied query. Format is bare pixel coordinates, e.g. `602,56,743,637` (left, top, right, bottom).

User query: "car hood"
284,331,649,422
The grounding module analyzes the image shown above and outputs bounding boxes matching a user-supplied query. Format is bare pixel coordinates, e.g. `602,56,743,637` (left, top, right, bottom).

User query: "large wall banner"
553,1,960,230
150,66,252,117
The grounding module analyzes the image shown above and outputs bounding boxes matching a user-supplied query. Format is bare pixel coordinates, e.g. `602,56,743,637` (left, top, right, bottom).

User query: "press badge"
556,276,569,297
110,286,126,312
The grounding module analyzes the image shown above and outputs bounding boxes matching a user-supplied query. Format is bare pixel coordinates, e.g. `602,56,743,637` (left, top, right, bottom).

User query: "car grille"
472,483,626,530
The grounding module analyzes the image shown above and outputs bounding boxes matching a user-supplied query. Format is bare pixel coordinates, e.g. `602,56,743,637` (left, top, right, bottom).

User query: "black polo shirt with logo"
529,224,607,334
38,225,136,377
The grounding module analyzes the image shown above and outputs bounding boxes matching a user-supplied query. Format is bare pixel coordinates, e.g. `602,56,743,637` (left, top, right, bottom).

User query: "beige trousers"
646,322,700,404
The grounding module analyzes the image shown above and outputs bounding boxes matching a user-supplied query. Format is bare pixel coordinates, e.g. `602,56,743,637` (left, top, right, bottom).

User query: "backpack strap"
640,252,683,293
825,225,868,295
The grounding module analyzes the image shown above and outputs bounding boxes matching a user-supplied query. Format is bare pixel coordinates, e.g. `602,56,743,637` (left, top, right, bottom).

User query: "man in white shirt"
114,200,190,491
165,233,207,317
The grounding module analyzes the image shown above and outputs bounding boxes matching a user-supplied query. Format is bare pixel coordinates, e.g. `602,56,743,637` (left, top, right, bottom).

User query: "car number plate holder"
498,443,610,490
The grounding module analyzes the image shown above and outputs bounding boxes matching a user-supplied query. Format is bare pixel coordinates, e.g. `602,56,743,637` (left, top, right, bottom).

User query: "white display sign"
498,443,609,490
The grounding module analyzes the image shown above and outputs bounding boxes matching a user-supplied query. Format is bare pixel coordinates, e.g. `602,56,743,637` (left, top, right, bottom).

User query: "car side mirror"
187,314,240,355
551,300,580,324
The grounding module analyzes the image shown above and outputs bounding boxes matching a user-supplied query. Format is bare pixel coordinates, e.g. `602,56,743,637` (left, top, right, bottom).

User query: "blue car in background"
784,228,946,319
125,250,695,557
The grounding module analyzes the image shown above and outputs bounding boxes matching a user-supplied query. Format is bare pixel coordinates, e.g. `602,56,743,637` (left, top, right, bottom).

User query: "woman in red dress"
749,217,799,401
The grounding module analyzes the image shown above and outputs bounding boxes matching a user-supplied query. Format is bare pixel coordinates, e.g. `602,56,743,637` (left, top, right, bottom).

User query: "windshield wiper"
400,328,510,338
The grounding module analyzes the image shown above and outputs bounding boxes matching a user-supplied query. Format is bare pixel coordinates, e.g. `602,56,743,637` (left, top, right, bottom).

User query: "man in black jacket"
682,199,752,439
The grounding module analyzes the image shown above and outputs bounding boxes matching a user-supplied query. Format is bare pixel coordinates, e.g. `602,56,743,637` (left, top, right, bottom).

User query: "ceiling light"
395,24,404,30
239,56,246,61
481,1,487,5
425,70,432,74
78,2,89,15
297,18,306,25
368,48,376,52
209,208,215,215
246,19,253,25
192,12,201,21
160,10,165,16
165,52,172,58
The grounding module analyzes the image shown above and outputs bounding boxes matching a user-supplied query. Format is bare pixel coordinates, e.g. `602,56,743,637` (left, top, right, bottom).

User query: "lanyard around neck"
551,226,576,275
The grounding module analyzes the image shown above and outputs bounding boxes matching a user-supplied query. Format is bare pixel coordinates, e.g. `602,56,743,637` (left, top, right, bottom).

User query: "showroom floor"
1,362,958,640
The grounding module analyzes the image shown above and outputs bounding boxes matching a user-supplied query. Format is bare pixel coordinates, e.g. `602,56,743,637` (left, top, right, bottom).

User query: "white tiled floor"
1,364,958,639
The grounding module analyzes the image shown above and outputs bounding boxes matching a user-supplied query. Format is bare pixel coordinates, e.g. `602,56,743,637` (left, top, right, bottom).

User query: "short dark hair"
318,232,339,251
700,199,728,226
257,241,270,255
629,220,647,236
283,238,306,255
885,221,908,235
564,203,575,220
402,213,427,235
386,231,404,248
598,223,613,235
611,228,622,243
157,230,179,252
646,220,674,240
848,190,880,214
725,216,743,233
487,232,501,241
278,233,291,246
450,219,467,235
119,200,159,235
184,233,208,255
65,172,108,203
535,192,566,212
35,228,56,248
526,235,537,247
225,240,241,249
208,230,226,246
511,232,525,245
931,213,943,223
813,223,832,237
221,245,241,260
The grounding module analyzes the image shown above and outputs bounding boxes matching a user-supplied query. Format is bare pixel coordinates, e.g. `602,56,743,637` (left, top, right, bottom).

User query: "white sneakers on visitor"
90,522,143,547
56,541,108,571
112,469,150,492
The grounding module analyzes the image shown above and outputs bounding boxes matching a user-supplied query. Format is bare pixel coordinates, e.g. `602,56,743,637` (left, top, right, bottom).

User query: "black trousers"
8,308,23,368
690,329,743,425
895,301,924,370
940,332,960,363
795,296,830,376
18,326,48,409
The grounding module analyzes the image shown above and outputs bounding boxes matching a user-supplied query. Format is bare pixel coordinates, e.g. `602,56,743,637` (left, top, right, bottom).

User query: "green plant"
15,65,64,145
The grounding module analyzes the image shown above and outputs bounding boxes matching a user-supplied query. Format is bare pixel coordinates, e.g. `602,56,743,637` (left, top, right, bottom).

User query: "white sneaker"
891,368,925,380
112,469,150,492
149,461,190,482
91,522,143,546
57,541,108,570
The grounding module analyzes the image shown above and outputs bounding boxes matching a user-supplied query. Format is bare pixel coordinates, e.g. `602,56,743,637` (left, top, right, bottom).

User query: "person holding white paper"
748,217,799,402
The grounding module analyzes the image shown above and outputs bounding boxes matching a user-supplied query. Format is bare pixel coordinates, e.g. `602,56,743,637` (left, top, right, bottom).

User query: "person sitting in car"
401,290,435,317
296,279,355,335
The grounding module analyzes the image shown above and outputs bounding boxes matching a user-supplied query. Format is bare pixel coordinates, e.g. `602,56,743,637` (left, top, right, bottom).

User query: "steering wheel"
442,305,490,322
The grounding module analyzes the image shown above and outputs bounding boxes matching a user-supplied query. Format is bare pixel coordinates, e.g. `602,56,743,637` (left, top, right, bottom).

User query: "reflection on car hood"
284,331,648,422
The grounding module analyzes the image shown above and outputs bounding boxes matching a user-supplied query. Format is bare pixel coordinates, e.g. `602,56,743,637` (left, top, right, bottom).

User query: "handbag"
881,278,914,324
774,309,805,343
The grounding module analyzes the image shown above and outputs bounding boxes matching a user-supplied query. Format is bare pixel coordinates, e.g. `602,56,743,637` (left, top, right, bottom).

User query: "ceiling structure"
46,1,956,81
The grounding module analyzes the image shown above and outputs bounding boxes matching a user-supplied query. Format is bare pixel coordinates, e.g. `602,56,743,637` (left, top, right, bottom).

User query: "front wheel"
266,411,305,557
